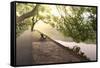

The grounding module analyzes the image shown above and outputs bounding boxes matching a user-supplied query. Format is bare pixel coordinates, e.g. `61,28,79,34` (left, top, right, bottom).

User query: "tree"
16,4,40,23
16,4,52,37
16,3,39,36
16,3,97,43
55,6,96,42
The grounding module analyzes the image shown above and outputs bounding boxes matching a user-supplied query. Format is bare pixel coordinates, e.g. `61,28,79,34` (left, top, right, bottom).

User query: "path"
32,31,89,64
16,29,89,65
16,29,33,66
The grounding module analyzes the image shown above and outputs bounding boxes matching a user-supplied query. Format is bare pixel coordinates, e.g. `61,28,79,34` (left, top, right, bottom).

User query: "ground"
16,29,89,66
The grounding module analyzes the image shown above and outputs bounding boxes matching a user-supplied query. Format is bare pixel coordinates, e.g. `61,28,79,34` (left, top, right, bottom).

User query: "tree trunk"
16,5,40,23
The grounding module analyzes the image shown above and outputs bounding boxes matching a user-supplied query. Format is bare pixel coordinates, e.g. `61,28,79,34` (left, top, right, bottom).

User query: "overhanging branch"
16,4,40,23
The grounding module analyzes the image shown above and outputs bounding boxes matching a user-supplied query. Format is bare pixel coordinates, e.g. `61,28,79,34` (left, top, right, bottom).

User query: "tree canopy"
16,3,97,43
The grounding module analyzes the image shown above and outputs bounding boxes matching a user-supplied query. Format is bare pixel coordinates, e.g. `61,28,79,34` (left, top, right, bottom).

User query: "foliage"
16,3,35,37
55,6,96,42
16,3,97,43
16,18,31,37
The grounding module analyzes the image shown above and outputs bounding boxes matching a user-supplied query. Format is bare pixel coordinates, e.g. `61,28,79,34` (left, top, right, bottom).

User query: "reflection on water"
34,20,96,61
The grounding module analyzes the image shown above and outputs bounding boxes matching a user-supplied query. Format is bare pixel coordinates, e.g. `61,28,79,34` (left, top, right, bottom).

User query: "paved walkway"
16,30,33,66
16,30,89,65
32,31,89,64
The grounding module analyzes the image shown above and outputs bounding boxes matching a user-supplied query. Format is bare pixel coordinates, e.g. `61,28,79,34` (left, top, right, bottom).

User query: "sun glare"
49,5,60,16
49,5,72,17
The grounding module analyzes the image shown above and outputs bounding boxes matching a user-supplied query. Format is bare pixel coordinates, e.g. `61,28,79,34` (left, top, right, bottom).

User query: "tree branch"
16,4,40,23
